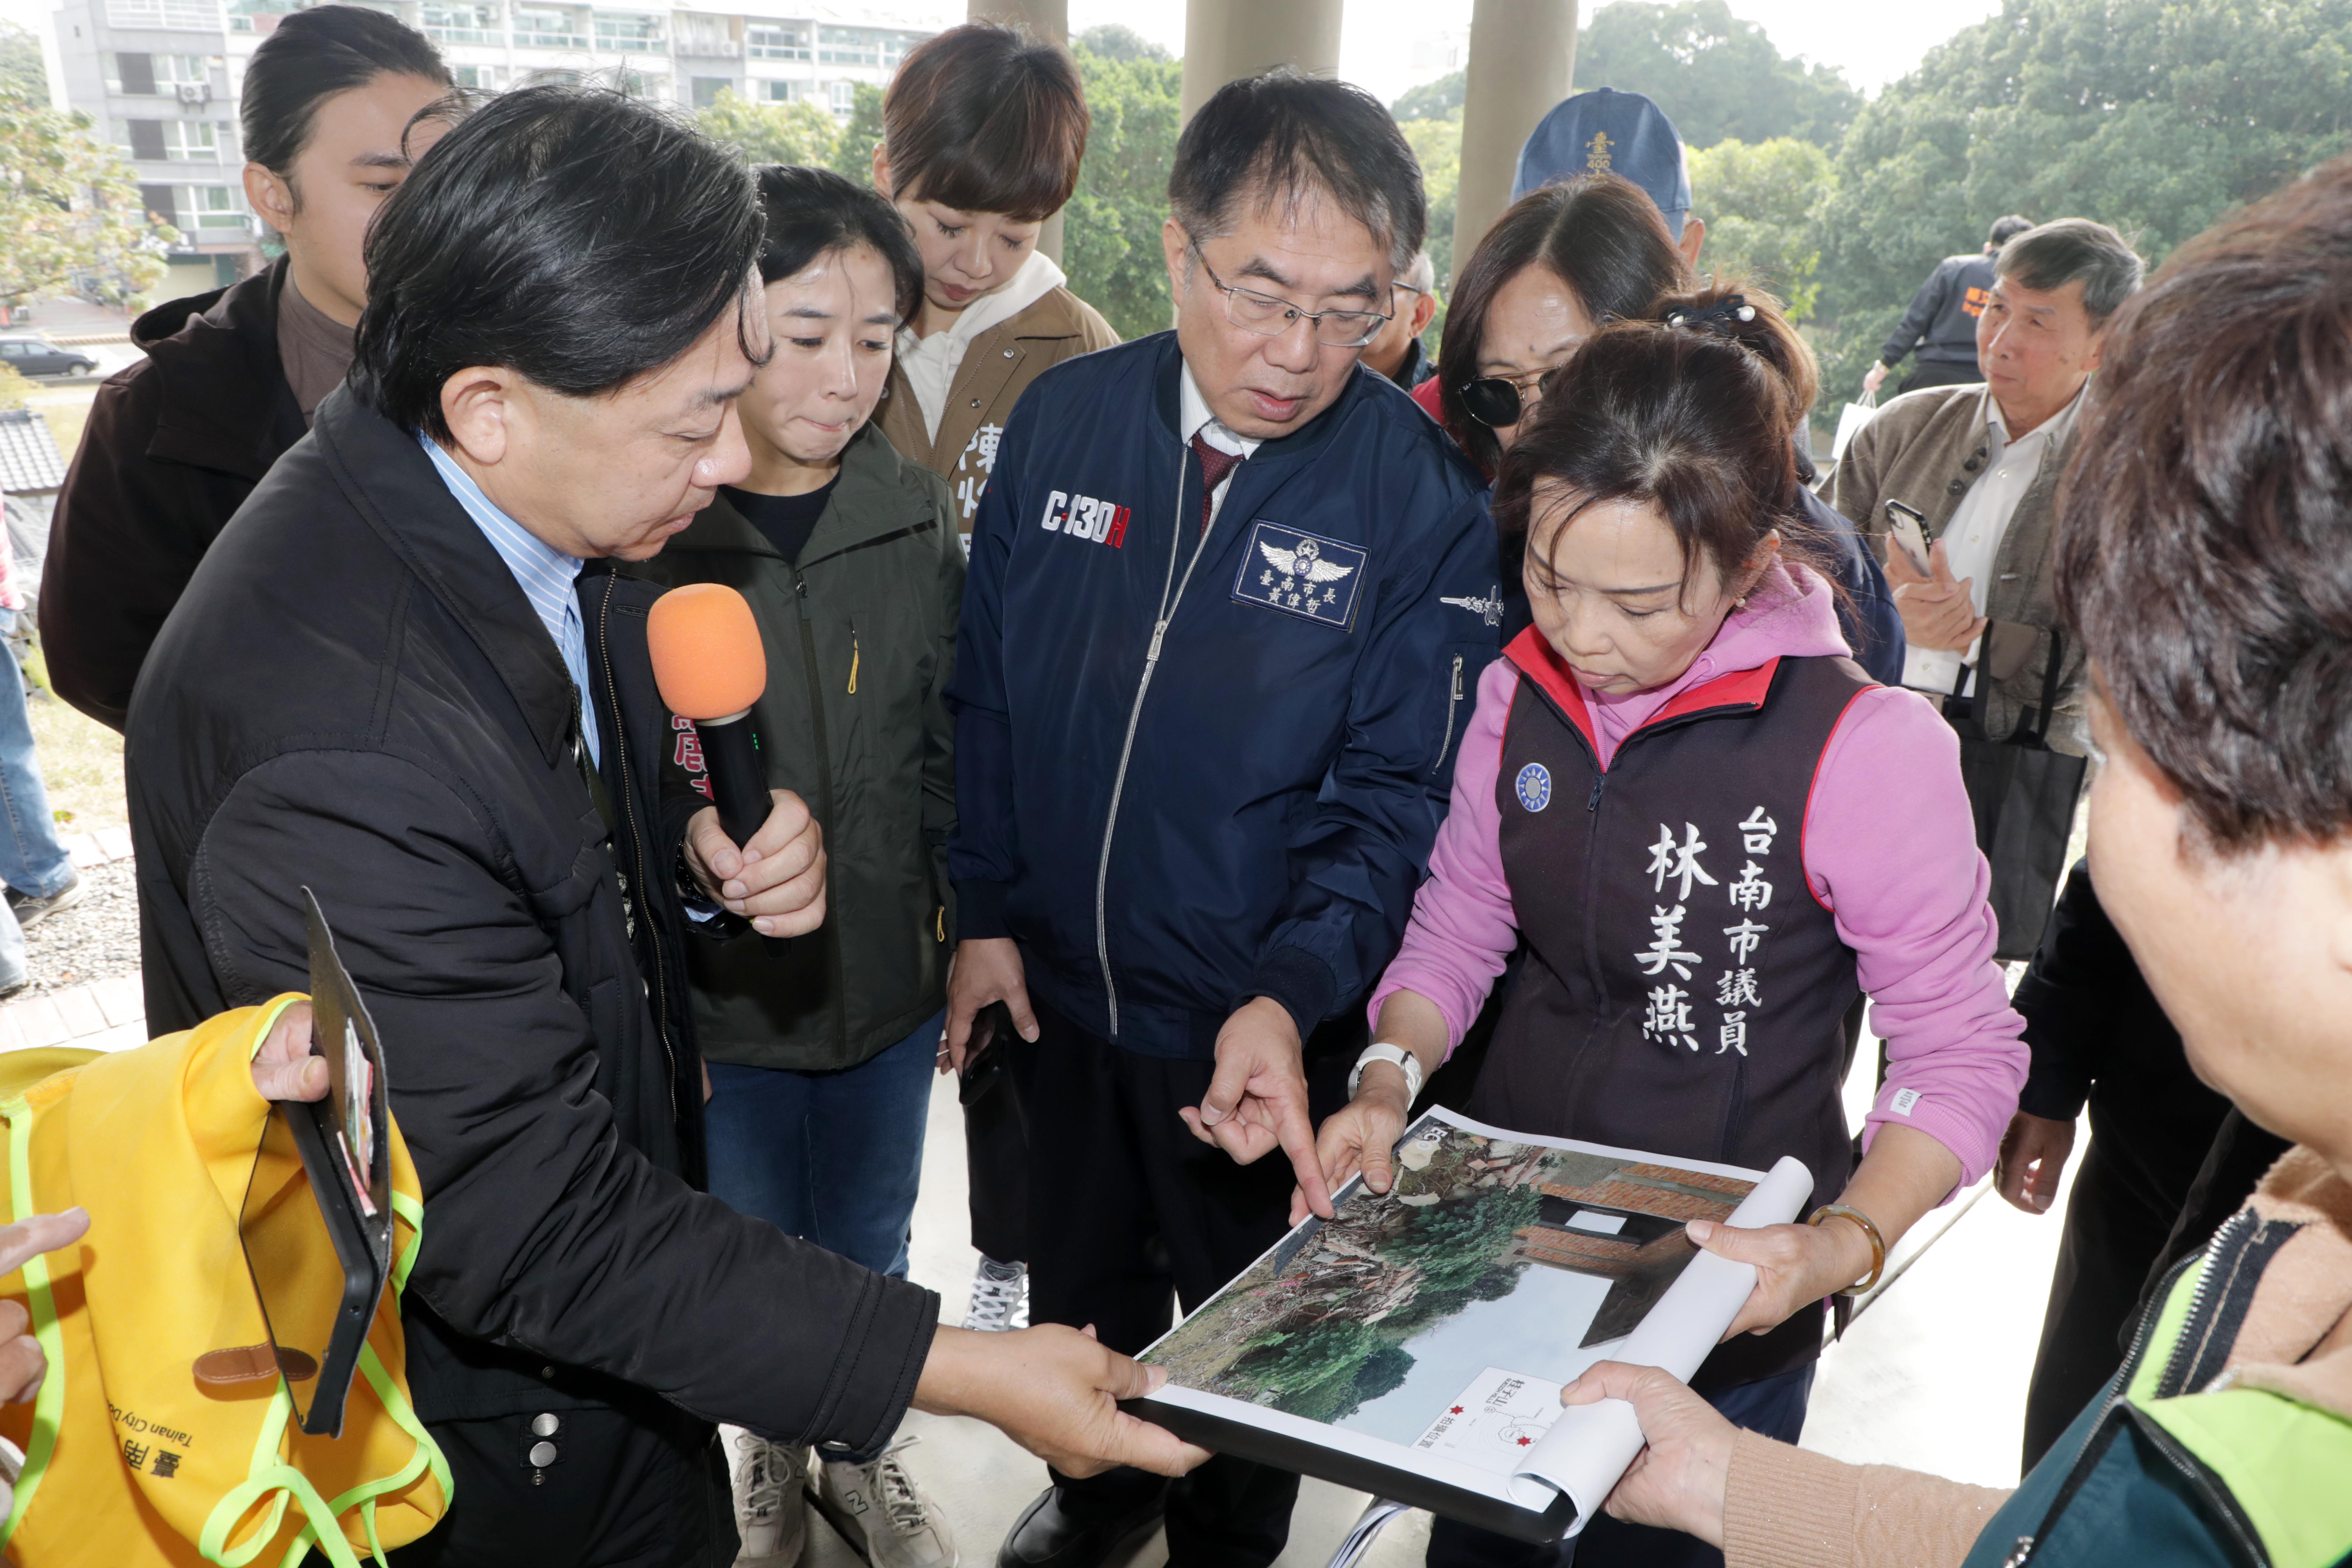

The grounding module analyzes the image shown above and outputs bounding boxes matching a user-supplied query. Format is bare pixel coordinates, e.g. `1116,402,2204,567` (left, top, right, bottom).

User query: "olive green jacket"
636,423,962,1071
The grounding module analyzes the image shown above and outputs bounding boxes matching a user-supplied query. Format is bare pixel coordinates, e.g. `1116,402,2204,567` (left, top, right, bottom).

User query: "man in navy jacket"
945,72,1502,1568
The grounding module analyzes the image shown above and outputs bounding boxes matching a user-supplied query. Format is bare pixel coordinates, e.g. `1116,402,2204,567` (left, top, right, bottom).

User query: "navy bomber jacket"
947,333,1502,1058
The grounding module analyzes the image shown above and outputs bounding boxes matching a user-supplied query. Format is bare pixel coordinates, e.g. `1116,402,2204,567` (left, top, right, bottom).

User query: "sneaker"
729,1429,811,1568
961,1258,1027,1333
817,1436,957,1568
7,872,83,932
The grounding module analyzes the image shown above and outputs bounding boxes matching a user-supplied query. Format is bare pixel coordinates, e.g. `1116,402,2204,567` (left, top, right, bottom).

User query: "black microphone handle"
699,713,793,960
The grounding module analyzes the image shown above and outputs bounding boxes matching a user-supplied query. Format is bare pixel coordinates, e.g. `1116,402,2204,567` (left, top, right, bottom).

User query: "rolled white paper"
1505,1154,1815,1527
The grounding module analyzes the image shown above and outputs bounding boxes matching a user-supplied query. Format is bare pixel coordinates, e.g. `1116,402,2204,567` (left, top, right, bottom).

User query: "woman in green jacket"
1539,158,2352,1568
634,165,961,1568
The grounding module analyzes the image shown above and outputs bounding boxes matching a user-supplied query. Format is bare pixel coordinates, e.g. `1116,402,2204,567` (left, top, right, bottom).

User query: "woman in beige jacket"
1547,160,2352,1568
869,21,1118,539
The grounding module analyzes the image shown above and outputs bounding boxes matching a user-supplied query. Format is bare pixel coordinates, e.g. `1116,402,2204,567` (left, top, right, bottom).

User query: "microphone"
647,583,791,958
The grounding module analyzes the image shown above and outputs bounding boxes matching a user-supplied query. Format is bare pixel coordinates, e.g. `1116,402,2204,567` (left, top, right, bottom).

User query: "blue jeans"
0,610,67,992
702,1009,941,1282
0,610,71,902
1427,1364,1817,1568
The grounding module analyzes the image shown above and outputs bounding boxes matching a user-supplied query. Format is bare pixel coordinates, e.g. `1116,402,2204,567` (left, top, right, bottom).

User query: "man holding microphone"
126,86,1201,1567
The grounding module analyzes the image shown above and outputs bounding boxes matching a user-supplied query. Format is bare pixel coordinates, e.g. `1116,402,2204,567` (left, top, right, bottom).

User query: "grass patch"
27,693,125,833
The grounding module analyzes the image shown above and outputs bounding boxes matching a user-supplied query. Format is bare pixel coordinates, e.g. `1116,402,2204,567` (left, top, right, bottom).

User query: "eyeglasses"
1458,366,1555,429
1190,243,1391,349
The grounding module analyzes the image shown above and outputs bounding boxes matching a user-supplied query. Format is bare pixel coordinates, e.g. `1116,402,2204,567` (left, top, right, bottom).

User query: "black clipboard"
234,890,395,1439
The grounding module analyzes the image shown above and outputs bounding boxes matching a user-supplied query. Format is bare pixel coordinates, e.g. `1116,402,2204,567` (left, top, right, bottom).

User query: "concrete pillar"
1454,0,1578,274
1180,0,1345,121
967,0,1070,261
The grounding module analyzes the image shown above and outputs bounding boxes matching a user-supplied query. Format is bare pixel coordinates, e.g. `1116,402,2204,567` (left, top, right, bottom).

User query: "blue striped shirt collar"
419,435,584,629
418,434,601,766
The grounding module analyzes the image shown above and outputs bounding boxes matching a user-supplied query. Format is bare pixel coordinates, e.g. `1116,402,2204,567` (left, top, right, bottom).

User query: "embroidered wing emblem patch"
1516,763,1552,812
1234,521,1368,630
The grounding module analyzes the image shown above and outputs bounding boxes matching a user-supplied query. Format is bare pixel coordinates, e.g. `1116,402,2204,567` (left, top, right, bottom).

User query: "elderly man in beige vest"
1829,219,2142,752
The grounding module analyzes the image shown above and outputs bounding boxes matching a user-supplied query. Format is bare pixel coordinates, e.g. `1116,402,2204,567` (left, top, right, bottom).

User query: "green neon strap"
205,995,399,1568
0,1091,65,1557
388,1189,423,1294
270,1345,451,1568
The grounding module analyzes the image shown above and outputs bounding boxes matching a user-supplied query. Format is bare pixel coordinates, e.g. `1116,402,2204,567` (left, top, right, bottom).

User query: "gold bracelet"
1807,1204,1888,1295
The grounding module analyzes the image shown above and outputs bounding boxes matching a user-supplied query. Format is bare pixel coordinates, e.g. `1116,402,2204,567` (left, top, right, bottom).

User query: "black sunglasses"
1457,366,1559,429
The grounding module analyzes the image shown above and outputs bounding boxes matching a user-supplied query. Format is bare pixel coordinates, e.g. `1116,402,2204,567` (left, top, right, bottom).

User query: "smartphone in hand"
1884,499,1933,575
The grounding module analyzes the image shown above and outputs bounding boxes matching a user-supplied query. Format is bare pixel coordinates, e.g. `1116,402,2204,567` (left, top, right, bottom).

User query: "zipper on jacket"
792,571,850,1055
847,620,860,695
1434,654,1465,779
2010,1245,2242,1568
594,573,678,1125
1093,447,1222,1037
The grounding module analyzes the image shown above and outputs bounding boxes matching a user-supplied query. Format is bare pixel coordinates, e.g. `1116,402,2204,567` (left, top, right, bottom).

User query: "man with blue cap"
1515,86,1706,270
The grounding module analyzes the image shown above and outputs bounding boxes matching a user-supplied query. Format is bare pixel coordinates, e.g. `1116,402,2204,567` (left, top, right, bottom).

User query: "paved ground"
800,1035,2073,1568
2,920,2070,1566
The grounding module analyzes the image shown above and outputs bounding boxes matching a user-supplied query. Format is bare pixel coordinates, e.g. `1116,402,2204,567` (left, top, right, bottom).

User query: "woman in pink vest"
1309,310,2028,1568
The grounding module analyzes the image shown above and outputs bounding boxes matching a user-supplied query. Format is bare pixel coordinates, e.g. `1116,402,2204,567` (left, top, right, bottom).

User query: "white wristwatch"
1348,1041,1424,1102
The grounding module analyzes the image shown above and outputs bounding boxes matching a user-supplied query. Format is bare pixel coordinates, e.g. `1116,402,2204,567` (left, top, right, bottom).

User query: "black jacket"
634,423,961,1072
127,387,937,1443
2014,862,2232,1222
44,259,306,730
1877,251,1995,370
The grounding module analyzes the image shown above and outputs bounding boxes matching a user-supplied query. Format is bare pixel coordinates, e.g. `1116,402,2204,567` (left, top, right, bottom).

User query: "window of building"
691,76,733,108
759,78,800,103
673,13,734,56
124,118,217,161
137,181,177,227
513,6,589,49
421,2,500,45
828,79,854,115
816,25,923,69
226,0,299,33
111,53,210,92
190,183,243,228
107,0,223,30
744,23,807,61
593,10,664,50
452,64,499,89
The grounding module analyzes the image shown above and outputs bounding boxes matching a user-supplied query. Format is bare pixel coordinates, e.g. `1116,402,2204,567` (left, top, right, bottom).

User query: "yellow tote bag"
0,995,449,1567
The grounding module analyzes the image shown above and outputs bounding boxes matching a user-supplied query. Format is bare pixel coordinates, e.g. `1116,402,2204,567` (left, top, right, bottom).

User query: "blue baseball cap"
1513,87,1693,234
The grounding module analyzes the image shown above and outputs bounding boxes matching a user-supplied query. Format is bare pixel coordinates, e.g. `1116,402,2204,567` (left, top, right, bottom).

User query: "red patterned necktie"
1190,432,1242,533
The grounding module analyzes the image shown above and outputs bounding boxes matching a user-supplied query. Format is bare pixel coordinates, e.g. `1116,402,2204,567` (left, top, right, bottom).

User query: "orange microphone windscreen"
646,583,767,720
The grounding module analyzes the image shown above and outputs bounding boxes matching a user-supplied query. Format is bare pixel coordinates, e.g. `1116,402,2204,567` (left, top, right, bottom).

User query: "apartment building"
48,0,942,294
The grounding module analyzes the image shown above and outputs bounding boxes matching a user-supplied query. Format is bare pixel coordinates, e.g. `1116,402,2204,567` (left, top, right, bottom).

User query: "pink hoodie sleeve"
1805,686,2028,1190
1369,657,1521,1052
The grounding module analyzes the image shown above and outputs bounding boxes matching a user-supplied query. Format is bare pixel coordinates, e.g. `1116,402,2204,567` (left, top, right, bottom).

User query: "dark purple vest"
1469,627,1875,1383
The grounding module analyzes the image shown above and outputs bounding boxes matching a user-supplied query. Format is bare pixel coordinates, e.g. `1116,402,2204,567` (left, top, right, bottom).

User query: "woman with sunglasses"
1313,310,2025,1568
1412,173,1686,470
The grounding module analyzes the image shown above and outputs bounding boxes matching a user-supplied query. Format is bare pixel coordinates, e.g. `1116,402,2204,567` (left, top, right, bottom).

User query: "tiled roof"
0,410,65,496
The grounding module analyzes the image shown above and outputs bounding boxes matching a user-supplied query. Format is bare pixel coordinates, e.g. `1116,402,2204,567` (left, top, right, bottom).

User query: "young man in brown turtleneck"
42,4,452,731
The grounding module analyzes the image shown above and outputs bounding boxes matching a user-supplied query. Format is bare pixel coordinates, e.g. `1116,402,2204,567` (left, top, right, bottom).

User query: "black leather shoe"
995,1484,1166,1568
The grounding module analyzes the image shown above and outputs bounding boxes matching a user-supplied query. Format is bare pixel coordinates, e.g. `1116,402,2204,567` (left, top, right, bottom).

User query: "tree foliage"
1061,40,1184,341
1389,1,1858,159
1574,1,1861,150
0,91,176,308
1073,24,1168,63
827,82,887,183
1686,136,1829,319
0,23,46,105
695,88,839,168
1794,0,2352,411
1398,111,1462,291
